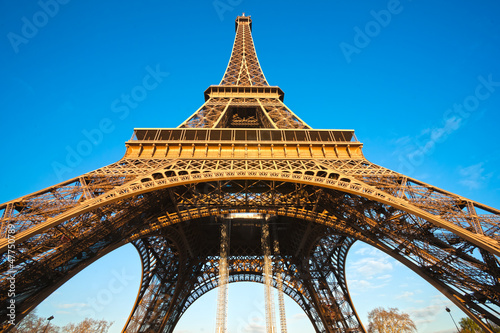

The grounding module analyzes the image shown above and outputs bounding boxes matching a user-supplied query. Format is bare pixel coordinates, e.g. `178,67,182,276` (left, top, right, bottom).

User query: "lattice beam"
1,14,499,333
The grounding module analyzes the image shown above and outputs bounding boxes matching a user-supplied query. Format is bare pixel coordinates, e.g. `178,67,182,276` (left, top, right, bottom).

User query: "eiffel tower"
1,14,500,333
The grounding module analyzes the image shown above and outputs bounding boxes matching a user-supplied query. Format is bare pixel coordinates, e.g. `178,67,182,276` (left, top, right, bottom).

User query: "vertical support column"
467,201,484,235
261,222,276,333
0,203,14,238
79,176,92,200
273,240,287,333
124,275,163,332
215,220,230,333
2,203,13,219
397,176,407,199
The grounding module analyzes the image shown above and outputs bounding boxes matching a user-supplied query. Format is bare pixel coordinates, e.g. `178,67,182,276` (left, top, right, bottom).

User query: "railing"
129,128,359,144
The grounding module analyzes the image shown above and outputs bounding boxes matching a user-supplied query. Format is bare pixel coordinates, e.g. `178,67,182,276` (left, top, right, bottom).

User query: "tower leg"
292,233,366,333
274,239,288,333
215,221,230,333
262,221,277,333
124,235,200,333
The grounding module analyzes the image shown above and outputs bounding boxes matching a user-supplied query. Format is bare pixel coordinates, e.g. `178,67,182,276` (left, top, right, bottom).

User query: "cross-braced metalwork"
1,14,500,333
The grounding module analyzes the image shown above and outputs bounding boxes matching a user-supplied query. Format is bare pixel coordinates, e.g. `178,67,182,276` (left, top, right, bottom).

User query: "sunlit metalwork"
274,239,288,333
1,14,499,333
215,221,229,333
262,221,277,333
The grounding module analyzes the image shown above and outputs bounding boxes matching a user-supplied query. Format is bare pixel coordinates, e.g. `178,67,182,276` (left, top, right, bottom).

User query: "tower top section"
128,14,360,154
235,14,252,31
219,14,268,86
176,14,312,129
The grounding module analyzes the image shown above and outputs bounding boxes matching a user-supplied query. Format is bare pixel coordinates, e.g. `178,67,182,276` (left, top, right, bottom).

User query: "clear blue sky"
1,0,500,332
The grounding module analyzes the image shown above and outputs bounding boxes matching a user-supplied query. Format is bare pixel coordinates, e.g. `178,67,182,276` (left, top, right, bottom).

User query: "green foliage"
459,317,483,333
458,317,500,333
367,307,417,333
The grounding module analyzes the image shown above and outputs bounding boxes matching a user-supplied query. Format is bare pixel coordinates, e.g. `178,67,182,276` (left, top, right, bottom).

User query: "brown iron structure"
1,14,500,333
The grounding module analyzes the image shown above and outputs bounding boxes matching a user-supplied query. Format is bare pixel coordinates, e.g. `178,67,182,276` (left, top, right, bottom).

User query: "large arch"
2,160,499,256
1,166,499,331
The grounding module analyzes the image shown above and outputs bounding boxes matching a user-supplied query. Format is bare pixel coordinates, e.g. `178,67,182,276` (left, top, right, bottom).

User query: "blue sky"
1,0,500,332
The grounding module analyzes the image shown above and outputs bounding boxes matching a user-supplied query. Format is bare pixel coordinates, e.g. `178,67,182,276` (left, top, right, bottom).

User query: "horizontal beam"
130,128,358,143
204,85,284,101
124,142,363,160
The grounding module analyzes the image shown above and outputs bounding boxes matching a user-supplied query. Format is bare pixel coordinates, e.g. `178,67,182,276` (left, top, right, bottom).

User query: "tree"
62,318,114,333
367,307,417,333
459,317,482,333
11,311,59,333
11,312,113,333
458,317,500,333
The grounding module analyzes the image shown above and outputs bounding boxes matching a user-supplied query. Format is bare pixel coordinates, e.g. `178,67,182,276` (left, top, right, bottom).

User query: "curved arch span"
2,170,498,257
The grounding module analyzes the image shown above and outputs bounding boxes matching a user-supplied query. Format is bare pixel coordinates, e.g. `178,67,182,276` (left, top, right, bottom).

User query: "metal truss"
215,221,229,333
1,13,500,333
274,238,288,333
121,218,365,333
219,15,268,87
262,221,277,333
1,167,498,331
178,97,310,129
1,155,499,331
178,14,308,129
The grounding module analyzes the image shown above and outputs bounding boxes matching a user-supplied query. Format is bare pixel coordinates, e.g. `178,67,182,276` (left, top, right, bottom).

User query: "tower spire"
178,14,310,129
1,14,500,333
220,15,268,86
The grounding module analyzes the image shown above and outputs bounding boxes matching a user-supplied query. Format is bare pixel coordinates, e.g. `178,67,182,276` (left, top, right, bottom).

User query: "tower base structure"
1,14,500,333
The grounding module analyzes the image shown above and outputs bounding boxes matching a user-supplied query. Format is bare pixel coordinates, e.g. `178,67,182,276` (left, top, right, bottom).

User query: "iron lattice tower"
1,15,500,333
